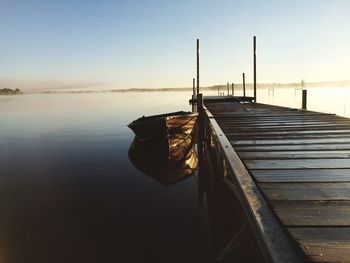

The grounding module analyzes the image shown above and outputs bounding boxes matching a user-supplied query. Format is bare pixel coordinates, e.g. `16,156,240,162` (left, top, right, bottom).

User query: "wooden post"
192,78,196,97
232,83,234,96
253,36,257,102
218,86,219,96
197,93,203,111
243,73,246,97
196,39,200,94
227,82,229,96
302,90,307,110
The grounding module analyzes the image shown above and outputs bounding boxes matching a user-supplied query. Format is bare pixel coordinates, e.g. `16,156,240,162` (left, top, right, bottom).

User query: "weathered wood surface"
289,228,350,262
235,144,350,151
233,138,350,145
245,159,350,169
205,100,350,263
260,182,350,201
272,200,350,226
239,151,350,160
251,169,350,182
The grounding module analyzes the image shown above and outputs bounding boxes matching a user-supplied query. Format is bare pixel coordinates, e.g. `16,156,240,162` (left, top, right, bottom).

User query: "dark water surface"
0,93,213,263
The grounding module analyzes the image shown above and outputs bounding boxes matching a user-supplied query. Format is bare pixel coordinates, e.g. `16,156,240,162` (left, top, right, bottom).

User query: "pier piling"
253,36,257,102
302,89,307,110
197,39,200,94
192,78,196,97
243,73,246,97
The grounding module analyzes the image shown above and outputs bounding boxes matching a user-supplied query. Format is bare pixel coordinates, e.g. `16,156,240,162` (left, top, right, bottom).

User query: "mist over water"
0,87,349,262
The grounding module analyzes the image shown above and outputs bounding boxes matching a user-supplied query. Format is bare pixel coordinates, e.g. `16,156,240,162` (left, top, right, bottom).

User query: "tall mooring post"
196,39,200,94
302,90,307,110
232,83,234,96
197,93,203,111
242,73,246,97
192,78,196,97
253,36,257,102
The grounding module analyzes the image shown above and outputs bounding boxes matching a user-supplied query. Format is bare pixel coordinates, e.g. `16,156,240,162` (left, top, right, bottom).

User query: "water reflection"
128,137,198,186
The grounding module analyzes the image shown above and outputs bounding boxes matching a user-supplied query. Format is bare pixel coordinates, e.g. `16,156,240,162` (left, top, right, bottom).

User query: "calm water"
0,87,349,263
0,92,212,263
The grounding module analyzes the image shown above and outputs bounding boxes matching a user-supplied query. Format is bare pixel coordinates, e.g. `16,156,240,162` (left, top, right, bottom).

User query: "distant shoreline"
0,88,22,95
34,80,350,94
3,80,350,94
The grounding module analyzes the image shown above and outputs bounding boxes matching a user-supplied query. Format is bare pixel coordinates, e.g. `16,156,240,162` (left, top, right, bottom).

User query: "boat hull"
128,111,198,142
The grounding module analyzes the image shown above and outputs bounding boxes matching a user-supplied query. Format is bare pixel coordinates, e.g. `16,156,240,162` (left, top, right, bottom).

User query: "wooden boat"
128,111,198,142
128,110,199,185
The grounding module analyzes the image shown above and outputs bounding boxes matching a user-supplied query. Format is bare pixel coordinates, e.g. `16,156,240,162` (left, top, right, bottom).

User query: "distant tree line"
0,88,22,95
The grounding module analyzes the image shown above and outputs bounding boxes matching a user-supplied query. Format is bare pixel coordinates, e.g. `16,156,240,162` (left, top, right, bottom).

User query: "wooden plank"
213,113,331,118
259,182,350,201
220,121,350,128
215,113,339,119
217,118,345,124
232,138,350,146
218,119,342,124
230,134,350,141
229,131,350,137
217,111,337,114
238,151,350,160
288,228,350,263
222,124,350,130
226,129,350,136
271,200,350,226
220,121,345,126
221,123,350,130
251,169,350,183
245,159,350,169
235,144,350,151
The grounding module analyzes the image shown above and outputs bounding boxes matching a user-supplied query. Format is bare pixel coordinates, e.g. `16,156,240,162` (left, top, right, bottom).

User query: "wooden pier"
200,96,350,262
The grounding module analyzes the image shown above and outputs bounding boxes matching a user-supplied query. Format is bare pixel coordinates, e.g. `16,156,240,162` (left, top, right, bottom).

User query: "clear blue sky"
1,0,349,89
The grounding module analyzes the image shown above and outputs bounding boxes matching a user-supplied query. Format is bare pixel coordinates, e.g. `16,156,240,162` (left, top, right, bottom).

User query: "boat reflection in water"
128,137,198,186
128,111,198,186
128,110,265,262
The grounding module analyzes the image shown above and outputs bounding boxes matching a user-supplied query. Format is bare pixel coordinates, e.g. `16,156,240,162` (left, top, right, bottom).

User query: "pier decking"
203,97,350,262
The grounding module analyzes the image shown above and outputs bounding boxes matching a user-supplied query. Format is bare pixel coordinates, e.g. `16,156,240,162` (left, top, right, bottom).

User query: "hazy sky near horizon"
1,0,350,89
